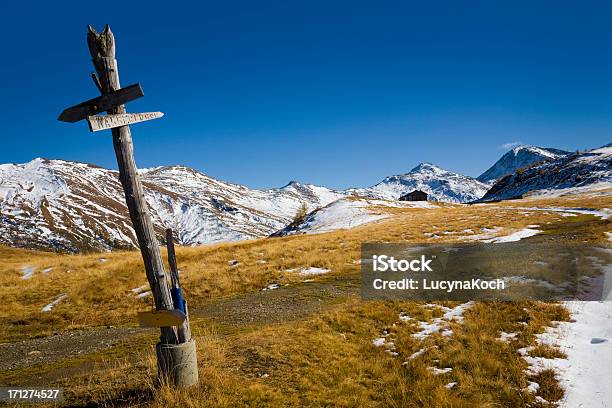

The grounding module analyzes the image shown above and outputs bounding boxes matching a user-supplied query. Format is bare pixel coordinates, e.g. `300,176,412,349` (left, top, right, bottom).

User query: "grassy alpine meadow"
0,192,609,407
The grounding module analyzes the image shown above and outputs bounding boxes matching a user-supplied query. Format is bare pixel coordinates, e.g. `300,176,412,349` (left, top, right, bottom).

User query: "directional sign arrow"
87,111,164,132
58,83,144,123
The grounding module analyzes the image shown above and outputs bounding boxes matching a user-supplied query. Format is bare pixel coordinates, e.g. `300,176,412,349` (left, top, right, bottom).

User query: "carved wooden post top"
87,24,116,59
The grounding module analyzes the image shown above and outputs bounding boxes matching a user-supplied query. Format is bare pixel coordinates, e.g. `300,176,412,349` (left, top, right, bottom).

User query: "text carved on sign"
87,112,164,132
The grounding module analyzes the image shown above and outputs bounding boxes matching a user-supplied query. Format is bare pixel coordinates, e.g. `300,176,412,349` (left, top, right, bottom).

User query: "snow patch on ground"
497,331,518,342
428,367,452,375
413,302,474,339
373,303,472,362
297,267,331,276
413,321,453,339
524,301,612,407
262,283,279,291
399,312,413,322
130,285,152,299
20,266,35,279
483,228,541,243
459,227,502,242
41,294,67,312
526,381,540,394
516,207,611,220
372,337,386,347
407,348,426,360
130,285,149,295
136,291,152,299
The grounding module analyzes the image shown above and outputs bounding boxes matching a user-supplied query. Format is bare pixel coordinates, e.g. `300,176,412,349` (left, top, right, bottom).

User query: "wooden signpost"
58,25,198,388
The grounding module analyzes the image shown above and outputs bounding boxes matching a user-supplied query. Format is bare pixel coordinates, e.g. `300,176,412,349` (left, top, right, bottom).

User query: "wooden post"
86,25,178,345
59,24,198,388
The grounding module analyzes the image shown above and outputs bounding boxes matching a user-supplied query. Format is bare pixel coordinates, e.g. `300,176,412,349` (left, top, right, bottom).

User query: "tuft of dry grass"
531,369,565,404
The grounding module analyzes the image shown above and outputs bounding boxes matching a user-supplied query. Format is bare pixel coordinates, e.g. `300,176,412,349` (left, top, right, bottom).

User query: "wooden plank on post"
138,309,186,328
87,112,164,132
58,83,144,123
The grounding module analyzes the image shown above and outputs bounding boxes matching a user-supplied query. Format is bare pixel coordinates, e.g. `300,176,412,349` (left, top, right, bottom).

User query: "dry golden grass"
0,199,578,339
0,195,609,406
39,299,569,407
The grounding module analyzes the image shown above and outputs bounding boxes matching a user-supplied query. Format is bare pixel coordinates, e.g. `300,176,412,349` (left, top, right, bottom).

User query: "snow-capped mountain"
0,159,492,251
0,159,345,252
479,145,612,202
477,146,569,182
5,144,599,252
352,163,490,203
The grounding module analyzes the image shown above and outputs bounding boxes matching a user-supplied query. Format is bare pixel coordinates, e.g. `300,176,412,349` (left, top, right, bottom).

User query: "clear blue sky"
2,1,611,189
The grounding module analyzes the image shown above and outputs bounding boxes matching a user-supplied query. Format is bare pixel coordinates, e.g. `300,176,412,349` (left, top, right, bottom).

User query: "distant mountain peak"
409,162,444,173
479,144,611,201
282,180,302,188
510,145,568,157
510,144,535,153
354,163,489,203
478,146,570,182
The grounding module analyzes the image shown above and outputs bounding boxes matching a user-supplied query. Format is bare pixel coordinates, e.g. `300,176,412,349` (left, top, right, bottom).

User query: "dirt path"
193,275,358,329
0,327,145,372
0,275,359,376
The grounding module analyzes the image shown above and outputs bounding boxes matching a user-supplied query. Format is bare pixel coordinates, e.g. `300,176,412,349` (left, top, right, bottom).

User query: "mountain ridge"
479,145,611,201
352,162,490,203
2,143,607,252
477,145,570,182
0,158,345,252
0,157,486,251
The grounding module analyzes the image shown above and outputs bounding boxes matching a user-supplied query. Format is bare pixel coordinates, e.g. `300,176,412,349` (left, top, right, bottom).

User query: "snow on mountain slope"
4,145,596,251
477,146,570,182
479,145,612,202
0,159,345,252
0,158,493,251
272,197,436,236
0,159,136,252
352,163,490,203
